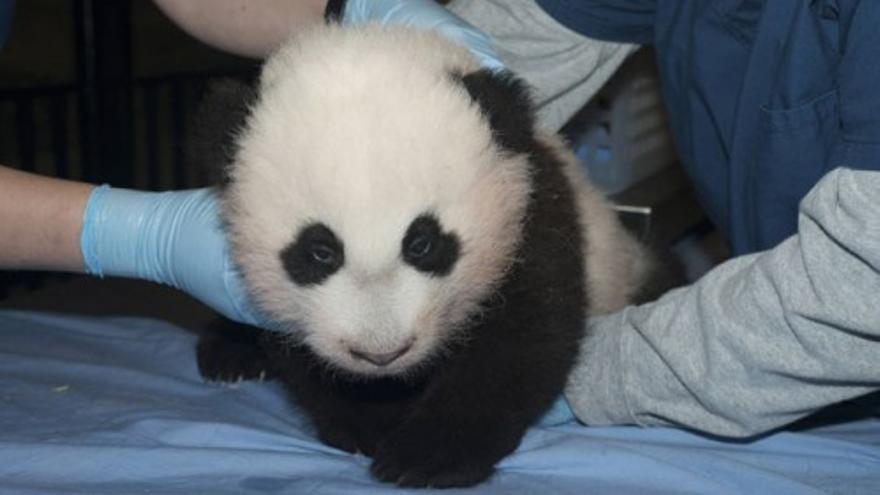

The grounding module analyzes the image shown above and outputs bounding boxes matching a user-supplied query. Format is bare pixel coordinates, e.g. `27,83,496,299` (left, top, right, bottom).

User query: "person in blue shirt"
1,0,878,438
453,0,880,256
0,0,13,51
449,0,880,434
550,0,880,256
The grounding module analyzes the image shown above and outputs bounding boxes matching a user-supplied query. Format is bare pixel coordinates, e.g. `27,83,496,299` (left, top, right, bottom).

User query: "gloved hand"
80,185,265,327
341,0,504,71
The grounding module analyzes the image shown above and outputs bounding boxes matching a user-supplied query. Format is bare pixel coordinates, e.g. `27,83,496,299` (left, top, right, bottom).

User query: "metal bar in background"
171,80,187,188
49,93,70,179
142,81,161,189
14,98,34,172
74,0,132,186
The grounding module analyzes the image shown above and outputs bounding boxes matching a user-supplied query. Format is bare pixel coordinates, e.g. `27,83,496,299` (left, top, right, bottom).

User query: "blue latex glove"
342,0,504,71
80,185,264,327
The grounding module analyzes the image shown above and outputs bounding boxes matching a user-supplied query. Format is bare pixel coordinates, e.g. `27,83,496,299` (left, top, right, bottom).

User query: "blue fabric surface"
537,0,880,256
1,310,878,494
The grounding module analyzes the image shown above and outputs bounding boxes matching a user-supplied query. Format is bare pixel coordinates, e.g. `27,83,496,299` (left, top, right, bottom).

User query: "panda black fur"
195,24,664,488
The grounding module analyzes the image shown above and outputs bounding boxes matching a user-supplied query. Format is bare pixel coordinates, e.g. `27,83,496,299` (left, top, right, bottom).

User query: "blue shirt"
0,0,14,51
538,0,880,255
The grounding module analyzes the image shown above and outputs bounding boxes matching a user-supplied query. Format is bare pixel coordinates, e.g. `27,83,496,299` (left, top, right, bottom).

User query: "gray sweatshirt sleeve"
448,0,636,132
565,167,880,437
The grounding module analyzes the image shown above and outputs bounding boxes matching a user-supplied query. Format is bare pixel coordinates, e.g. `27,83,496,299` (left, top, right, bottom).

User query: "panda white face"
221,25,533,377
275,213,464,376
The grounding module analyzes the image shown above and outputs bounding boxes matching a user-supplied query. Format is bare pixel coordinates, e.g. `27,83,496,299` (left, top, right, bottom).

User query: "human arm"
152,0,504,70
0,165,262,326
564,167,880,437
151,0,327,58
0,165,92,272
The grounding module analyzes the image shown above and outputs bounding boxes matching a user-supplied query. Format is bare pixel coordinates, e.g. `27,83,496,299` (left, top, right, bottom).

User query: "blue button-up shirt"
539,0,880,255
0,0,14,51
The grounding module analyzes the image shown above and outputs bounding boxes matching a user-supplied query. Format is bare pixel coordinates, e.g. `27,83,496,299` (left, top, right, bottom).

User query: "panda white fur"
195,23,664,488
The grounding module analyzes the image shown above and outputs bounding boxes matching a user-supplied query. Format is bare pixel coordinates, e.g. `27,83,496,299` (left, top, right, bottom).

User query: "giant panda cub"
196,23,664,488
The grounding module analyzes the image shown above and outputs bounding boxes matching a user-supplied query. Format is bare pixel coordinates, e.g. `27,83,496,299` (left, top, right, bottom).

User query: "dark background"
0,0,256,190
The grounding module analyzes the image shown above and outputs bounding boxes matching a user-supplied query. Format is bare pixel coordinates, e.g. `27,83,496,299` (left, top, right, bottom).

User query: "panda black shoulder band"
325,0,347,23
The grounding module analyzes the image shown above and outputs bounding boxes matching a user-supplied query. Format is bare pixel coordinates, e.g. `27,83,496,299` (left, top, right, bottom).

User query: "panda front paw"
369,417,510,488
315,423,384,456
196,331,271,383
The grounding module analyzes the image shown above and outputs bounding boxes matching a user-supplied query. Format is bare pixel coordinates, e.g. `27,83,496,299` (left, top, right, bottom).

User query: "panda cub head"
219,25,536,377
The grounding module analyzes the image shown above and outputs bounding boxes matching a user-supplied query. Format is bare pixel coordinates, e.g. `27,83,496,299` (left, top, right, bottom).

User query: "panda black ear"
453,69,537,155
188,78,257,186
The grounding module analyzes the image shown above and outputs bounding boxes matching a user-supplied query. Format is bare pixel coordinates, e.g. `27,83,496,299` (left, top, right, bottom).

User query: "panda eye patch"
281,223,344,286
402,214,460,276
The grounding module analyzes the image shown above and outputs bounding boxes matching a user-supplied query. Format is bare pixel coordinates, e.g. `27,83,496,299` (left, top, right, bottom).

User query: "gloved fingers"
342,0,504,71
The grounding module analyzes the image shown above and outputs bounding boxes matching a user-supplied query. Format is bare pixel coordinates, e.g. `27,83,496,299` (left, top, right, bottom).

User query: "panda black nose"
349,343,412,367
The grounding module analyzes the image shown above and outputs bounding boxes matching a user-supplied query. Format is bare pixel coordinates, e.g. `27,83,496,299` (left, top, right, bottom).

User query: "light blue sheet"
1,310,878,494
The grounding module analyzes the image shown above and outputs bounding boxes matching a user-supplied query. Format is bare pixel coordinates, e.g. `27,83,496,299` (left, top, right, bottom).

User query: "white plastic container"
567,49,677,195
